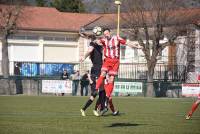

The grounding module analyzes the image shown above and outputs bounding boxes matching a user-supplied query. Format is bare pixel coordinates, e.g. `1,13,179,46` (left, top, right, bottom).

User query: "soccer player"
94,28,142,112
185,94,200,120
185,74,200,120
80,35,119,116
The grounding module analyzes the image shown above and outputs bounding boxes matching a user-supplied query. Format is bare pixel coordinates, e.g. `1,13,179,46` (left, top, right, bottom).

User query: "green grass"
0,96,199,134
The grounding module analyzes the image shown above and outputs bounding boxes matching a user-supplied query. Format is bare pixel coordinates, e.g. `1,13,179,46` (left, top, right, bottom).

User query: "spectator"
71,70,80,96
60,69,69,96
14,62,23,94
61,69,69,80
80,70,90,96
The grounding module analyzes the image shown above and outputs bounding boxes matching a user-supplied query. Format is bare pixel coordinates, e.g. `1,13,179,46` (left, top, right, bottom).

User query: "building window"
8,35,39,40
43,35,79,41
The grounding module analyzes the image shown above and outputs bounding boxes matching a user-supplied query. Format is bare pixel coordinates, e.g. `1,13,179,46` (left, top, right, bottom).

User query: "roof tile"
0,5,101,32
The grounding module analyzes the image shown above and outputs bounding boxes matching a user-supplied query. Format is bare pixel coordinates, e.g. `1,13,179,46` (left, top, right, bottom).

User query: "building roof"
84,14,117,30
0,5,101,32
18,6,102,32
0,5,200,32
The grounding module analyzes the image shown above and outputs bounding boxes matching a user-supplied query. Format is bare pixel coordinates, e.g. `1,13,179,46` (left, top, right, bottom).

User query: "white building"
0,6,101,75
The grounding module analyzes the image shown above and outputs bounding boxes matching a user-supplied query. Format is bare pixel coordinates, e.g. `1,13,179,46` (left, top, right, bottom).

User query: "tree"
176,26,198,83
121,0,199,96
0,0,24,94
84,0,115,13
83,0,200,13
183,0,200,8
36,0,47,7
50,0,85,13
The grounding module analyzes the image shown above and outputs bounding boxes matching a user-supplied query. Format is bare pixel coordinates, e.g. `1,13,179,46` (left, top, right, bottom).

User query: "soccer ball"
92,26,102,36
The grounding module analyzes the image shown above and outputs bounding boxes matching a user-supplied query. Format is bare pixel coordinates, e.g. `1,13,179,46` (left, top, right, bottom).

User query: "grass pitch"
0,96,199,134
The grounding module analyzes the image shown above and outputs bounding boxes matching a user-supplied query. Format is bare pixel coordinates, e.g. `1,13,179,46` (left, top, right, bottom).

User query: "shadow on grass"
107,123,146,128
103,112,125,117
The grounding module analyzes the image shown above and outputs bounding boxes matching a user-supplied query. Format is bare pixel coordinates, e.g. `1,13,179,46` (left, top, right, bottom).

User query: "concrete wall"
0,79,39,95
0,79,182,97
0,79,83,96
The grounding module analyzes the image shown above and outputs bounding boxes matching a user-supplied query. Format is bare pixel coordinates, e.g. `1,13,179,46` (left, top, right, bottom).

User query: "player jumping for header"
94,28,142,114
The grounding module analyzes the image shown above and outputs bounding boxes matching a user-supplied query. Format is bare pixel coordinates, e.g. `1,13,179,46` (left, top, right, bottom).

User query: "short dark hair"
103,28,110,32
89,34,96,41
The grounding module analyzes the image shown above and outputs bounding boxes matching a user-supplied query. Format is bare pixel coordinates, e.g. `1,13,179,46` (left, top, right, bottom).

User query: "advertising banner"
114,82,143,95
182,83,200,97
42,80,72,93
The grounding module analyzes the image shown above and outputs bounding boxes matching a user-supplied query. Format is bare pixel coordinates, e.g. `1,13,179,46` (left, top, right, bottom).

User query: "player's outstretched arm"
127,43,143,49
87,73,93,84
117,36,142,49
80,46,94,62
126,40,143,49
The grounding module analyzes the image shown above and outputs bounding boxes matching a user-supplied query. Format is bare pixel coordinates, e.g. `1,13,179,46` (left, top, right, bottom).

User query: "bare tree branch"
121,0,199,97
0,2,25,80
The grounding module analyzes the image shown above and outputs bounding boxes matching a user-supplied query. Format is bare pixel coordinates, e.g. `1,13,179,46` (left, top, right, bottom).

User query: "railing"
0,61,186,81
118,63,186,81
81,62,186,81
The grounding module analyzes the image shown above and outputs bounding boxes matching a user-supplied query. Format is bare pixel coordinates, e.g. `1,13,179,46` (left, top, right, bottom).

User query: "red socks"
104,82,115,113
109,98,115,113
95,75,104,90
105,83,114,97
188,102,199,116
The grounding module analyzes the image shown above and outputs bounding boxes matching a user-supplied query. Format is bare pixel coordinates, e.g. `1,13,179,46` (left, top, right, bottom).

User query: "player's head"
103,28,111,39
88,34,96,41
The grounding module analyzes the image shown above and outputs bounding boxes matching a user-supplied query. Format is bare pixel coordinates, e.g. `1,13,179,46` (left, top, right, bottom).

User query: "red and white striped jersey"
100,35,126,59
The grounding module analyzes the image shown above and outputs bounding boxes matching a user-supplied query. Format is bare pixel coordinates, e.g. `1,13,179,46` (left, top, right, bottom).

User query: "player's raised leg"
80,80,98,116
108,97,119,116
92,87,105,116
186,97,200,120
101,75,115,115
95,71,106,91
